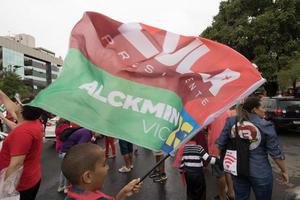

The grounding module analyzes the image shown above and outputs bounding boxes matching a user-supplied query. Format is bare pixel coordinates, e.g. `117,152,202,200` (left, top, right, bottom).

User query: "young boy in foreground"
62,143,142,200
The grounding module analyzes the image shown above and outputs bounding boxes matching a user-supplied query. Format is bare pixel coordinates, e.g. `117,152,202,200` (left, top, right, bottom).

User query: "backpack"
60,127,82,142
222,117,250,177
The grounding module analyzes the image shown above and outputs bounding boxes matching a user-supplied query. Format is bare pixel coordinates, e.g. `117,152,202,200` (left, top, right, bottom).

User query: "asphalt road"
36,131,300,200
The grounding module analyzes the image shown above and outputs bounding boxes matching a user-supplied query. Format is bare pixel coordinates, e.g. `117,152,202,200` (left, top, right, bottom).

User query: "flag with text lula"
31,12,265,153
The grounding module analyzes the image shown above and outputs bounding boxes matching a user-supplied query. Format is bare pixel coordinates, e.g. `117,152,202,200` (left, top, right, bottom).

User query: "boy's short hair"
61,143,102,185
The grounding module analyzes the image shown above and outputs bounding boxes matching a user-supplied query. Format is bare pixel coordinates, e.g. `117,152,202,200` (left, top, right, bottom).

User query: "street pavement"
36,131,300,200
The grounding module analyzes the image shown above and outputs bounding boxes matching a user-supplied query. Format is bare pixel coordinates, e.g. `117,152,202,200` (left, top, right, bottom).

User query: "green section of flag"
31,49,182,151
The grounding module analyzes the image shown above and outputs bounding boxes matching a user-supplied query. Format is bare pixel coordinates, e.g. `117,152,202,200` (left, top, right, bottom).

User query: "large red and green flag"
31,12,265,154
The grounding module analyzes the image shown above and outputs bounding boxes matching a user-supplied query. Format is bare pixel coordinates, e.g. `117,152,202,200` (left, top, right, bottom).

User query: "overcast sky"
0,0,222,58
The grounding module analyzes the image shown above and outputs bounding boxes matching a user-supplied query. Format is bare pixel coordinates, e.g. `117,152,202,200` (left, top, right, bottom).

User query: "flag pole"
139,154,171,183
138,126,202,183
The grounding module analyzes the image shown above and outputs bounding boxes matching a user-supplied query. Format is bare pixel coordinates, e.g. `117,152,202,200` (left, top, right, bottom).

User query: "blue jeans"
232,175,273,200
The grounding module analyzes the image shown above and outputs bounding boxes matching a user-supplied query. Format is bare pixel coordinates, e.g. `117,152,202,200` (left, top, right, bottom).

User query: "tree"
277,54,300,96
0,72,32,99
202,0,300,96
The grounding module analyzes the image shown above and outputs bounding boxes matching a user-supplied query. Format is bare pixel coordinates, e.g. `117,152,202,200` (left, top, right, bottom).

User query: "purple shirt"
61,128,92,153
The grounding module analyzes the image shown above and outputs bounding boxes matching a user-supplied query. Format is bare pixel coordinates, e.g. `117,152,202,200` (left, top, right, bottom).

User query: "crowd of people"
0,88,292,200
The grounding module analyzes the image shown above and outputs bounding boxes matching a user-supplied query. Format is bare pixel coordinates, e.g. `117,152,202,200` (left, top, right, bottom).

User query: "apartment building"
0,34,63,91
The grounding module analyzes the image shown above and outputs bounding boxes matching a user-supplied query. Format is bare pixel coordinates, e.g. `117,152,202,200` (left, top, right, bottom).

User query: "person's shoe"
108,154,116,159
63,188,68,194
130,164,134,169
149,171,160,178
153,173,168,183
57,186,65,193
118,166,131,173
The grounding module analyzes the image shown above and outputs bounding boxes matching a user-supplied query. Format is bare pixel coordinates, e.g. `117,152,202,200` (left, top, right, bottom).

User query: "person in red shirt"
55,118,70,153
0,90,44,200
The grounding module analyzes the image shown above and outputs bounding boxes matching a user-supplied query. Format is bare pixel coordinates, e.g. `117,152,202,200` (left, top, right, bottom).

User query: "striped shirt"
180,144,216,172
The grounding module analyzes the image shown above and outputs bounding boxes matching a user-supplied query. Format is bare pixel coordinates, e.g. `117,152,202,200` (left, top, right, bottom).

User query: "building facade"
0,34,63,91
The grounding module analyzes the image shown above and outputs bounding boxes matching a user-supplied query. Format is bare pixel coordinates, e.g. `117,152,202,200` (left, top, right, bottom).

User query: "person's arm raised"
0,90,18,121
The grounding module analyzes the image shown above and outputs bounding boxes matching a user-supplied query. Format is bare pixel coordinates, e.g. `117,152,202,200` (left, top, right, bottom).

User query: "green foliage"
277,55,300,90
202,0,300,95
0,72,32,99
